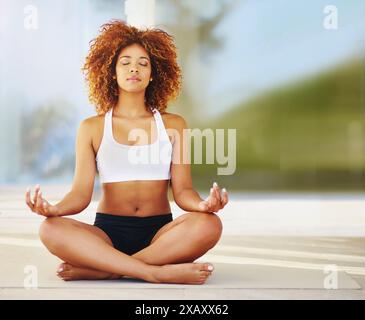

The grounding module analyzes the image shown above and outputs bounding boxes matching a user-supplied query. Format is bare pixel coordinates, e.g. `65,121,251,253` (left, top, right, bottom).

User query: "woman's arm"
53,190,91,216
25,118,96,217
169,115,228,213
26,186,91,217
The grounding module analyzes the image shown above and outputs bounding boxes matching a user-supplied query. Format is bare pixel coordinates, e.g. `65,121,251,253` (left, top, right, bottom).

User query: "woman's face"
115,43,152,94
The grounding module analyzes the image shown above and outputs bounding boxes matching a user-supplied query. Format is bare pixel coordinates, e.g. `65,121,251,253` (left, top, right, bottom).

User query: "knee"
190,212,223,247
38,217,64,251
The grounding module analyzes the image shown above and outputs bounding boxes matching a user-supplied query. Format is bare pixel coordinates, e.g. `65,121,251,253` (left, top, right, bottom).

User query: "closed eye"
122,63,148,67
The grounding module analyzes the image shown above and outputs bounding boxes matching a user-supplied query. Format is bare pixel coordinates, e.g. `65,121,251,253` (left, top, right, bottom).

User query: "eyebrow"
119,55,149,61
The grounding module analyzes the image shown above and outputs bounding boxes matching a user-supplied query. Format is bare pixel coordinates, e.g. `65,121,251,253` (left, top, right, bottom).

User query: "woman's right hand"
25,184,60,217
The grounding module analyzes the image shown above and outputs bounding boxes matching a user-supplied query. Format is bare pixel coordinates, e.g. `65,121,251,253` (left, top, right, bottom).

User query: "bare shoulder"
83,114,104,123
78,115,105,155
80,114,104,132
160,112,188,130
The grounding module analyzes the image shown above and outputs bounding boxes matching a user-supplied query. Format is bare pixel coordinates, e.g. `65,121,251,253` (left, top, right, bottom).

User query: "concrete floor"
1,185,365,299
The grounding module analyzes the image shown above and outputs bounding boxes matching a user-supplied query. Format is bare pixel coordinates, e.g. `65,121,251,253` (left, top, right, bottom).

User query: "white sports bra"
96,107,173,183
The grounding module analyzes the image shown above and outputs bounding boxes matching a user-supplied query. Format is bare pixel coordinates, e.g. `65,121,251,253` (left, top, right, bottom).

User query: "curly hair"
82,20,182,115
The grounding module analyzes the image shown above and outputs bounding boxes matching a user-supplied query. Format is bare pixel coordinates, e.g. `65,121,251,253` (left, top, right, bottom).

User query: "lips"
127,76,141,81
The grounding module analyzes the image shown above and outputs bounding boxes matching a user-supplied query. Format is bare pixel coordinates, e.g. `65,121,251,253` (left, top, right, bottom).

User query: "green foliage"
191,58,365,191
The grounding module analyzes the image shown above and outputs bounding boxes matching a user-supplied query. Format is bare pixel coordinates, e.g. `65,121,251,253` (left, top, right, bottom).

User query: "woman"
25,20,228,285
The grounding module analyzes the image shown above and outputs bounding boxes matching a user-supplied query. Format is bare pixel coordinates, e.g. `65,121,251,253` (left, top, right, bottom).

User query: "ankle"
147,265,163,283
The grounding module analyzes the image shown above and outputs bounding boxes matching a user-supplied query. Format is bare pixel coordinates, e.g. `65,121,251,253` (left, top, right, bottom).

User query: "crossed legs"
39,212,223,284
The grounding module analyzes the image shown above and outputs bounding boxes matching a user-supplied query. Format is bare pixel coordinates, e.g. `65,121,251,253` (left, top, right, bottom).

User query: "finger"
39,192,48,216
33,184,40,204
42,201,49,216
207,188,219,213
200,190,213,211
209,188,218,207
36,191,45,214
208,188,214,207
221,188,228,206
213,182,222,203
35,190,40,209
25,187,34,211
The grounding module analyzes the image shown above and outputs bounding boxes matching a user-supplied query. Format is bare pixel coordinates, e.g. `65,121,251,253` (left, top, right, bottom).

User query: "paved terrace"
1,185,365,299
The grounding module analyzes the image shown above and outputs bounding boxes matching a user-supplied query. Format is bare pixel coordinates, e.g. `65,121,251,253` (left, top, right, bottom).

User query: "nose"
129,65,139,73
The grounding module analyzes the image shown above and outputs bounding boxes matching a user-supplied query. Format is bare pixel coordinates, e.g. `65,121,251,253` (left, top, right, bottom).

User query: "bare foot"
56,262,122,281
151,262,214,285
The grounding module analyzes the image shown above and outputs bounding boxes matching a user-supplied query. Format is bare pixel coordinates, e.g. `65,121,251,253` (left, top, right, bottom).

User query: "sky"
205,0,365,116
1,0,364,119
1,0,365,183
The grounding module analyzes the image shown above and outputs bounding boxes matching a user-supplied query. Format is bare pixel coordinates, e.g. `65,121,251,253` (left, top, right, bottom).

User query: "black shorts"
93,212,173,255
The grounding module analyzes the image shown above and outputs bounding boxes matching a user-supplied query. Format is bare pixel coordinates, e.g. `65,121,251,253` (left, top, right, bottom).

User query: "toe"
203,263,214,272
62,263,72,272
57,262,69,273
60,275,70,281
57,272,68,281
59,269,73,280
200,270,211,277
56,262,73,280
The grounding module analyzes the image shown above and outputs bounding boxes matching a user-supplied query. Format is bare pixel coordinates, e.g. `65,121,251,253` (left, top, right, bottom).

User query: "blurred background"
2,2,365,298
1,0,364,193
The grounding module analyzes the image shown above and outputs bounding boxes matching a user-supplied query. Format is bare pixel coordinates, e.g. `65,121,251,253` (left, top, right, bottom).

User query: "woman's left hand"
198,182,228,214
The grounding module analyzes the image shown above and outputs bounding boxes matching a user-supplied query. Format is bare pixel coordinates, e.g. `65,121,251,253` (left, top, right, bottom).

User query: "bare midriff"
93,111,174,217
96,180,172,217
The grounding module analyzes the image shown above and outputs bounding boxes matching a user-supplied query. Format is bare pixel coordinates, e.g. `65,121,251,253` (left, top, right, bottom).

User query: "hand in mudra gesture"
198,182,228,214
25,184,60,217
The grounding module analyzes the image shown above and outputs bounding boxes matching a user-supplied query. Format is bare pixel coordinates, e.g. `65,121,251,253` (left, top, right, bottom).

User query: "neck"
114,90,151,117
